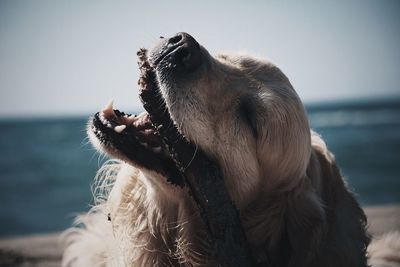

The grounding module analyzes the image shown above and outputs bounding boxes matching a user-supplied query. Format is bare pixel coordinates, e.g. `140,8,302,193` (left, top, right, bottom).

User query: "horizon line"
0,95,399,121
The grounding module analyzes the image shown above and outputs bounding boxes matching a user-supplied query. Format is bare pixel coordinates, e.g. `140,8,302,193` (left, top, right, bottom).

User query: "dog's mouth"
89,99,183,185
89,32,204,186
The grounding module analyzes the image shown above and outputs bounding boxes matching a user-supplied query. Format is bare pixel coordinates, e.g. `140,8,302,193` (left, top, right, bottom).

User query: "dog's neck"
139,168,296,264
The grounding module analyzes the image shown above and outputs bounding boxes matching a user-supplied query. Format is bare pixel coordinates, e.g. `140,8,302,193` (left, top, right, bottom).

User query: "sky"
0,0,399,117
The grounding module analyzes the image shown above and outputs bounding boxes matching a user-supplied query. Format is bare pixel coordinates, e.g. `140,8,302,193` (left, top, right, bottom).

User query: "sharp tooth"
152,146,162,153
114,125,126,133
125,114,136,124
102,98,114,112
101,99,118,119
137,111,147,119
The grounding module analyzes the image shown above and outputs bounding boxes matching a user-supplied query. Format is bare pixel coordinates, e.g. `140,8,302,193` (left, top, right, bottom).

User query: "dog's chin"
87,102,184,187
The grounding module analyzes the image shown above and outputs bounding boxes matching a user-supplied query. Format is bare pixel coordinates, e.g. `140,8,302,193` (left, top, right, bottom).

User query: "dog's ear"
282,139,340,266
284,150,327,266
284,136,370,266
282,137,338,265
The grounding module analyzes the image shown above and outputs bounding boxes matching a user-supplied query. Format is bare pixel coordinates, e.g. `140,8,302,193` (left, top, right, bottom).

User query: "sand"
0,205,399,266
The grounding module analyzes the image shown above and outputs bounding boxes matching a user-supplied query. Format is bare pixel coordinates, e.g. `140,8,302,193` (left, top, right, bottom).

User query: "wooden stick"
137,49,257,267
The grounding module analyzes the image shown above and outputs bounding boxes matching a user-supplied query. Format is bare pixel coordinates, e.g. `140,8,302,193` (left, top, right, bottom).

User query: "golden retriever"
62,32,397,267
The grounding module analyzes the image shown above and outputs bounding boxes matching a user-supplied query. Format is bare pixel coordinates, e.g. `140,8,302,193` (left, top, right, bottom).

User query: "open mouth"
89,33,203,187
89,99,183,186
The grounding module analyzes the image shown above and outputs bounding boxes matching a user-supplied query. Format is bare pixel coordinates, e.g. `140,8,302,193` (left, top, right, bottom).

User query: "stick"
137,49,257,267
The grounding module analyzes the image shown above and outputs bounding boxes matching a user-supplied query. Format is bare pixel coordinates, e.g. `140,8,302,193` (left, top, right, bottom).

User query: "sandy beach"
0,205,399,266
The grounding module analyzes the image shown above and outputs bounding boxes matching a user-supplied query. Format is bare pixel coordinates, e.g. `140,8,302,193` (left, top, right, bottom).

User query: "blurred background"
0,0,399,237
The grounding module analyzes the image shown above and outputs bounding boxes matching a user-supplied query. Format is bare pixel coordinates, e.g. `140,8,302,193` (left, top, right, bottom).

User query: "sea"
0,99,399,237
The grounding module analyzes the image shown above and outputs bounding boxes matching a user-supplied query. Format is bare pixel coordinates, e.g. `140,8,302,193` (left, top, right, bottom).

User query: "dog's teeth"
126,115,136,124
152,146,162,153
102,98,114,112
140,142,148,148
114,125,126,133
99,113,108,125
137,111,147,119
101,98,118,118
107,123,112,128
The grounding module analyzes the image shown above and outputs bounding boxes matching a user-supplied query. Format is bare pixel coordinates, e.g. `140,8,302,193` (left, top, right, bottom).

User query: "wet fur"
63,49,380,266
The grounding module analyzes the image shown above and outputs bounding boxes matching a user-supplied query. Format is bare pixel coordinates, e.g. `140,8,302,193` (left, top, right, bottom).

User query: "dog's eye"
238,97,258,138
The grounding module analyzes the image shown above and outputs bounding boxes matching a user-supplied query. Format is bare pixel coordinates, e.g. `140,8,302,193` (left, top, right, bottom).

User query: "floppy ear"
284,149,327,266
284,137,369,267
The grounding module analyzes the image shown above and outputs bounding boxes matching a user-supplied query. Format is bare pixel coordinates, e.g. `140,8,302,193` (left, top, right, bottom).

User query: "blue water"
0,100,399,237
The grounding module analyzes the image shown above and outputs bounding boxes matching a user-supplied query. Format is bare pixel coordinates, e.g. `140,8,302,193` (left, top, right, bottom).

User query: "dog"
62,32,398,266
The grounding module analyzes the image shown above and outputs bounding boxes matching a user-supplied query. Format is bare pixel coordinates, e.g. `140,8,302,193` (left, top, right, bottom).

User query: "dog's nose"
167,33,184,46
167,32,202,72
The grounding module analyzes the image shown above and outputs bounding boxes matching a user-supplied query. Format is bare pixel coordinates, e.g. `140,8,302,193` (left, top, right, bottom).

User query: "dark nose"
166,32,202,72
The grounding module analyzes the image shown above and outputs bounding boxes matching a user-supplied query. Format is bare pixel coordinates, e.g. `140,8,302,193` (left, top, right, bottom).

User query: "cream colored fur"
62,49,399,266
368,232,400,267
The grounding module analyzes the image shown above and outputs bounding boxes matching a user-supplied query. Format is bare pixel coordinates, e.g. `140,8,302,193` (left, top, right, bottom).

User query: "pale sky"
0,0,399,117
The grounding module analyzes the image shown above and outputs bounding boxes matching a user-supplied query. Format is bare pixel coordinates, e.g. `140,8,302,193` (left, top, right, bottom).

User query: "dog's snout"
167,33,183,45
152,32,202,73
168,32,202,72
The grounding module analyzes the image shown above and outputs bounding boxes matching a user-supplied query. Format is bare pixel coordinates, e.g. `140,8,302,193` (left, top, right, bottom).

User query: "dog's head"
89,32,311,205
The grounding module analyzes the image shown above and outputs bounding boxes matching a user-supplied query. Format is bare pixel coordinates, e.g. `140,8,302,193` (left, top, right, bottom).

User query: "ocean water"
0,99,399,237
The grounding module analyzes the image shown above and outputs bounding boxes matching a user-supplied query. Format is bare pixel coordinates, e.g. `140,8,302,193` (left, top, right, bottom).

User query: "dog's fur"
62,34,397,267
